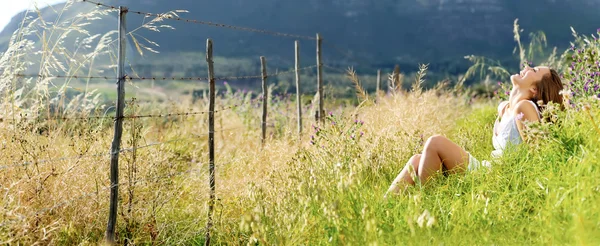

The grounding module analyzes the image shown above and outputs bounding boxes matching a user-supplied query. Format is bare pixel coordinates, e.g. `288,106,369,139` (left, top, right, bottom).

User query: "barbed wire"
13,74,120,80
128,12,316,41
0,114,113,122
0,104,243,122
0,152,108,171
125,65,318,81
0,127,245,171
11,65,317,82
80,0,315,40
123,105,237,119
323,64,349,73
80,0,118,9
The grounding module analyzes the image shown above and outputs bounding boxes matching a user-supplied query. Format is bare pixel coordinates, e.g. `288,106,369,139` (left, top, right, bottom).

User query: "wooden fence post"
316,33,323,124
105,6,127,244
393,64,400,92
205,38,216,246
376,69,381,100
295,41,302,139
261,56,268,145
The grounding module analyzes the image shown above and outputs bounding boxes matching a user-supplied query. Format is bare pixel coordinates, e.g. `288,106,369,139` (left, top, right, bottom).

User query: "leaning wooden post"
376,69,381,100
261,56,268,145
204,39,216,246
105,6,127,244
316,33,324,124
393,64,400,92
295,41,302,139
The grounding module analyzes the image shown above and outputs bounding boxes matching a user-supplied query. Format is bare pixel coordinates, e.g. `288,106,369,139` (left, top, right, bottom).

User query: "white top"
491,100,540,158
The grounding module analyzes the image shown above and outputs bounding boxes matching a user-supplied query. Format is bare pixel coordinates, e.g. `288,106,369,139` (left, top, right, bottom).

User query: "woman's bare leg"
418,135,469,184
386,135,469,198
386,154,421,197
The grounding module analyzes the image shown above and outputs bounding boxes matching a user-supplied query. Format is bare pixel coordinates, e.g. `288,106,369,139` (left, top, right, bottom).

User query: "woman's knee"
409,154,422,165
424,134,447,151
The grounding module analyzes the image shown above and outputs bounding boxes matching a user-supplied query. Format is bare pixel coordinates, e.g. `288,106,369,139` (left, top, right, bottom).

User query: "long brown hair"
532,68,564,111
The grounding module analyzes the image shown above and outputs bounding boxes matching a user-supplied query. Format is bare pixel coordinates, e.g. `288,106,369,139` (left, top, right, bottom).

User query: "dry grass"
0,85,468,244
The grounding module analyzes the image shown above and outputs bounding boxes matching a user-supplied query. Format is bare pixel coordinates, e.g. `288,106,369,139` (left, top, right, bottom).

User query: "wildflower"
360,132,364,137
328,111,333,117
595,84,599,92
224,81,228,85
584,82,589,93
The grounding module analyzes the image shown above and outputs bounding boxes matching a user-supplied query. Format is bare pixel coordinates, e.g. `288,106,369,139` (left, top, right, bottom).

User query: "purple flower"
595,84,600,92
597,28,600,33
328,111,333,117
224,81,228,85
360,132,364,137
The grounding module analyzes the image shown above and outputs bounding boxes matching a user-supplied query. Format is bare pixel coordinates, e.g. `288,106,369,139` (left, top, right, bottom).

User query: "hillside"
1,0,599,74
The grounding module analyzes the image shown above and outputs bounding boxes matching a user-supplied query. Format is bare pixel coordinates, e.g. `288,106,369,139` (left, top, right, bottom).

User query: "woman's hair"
532,68,564,111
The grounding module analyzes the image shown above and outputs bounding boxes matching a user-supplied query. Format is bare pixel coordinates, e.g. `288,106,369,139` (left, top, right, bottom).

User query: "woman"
386,65,564,196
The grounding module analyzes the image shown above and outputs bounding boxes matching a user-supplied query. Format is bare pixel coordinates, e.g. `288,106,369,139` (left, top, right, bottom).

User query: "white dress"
467,100,540,171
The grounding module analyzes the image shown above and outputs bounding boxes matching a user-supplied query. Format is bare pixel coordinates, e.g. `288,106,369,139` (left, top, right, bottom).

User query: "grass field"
1,87,599,244
1,1,600,244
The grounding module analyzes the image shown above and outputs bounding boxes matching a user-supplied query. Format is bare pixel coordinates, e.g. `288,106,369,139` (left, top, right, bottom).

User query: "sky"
0,0,66,32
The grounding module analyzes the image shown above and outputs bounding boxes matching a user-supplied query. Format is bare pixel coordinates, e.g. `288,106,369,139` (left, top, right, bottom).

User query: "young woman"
386,65,564,196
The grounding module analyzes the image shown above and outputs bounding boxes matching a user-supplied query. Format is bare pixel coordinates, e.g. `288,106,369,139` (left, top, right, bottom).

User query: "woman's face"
510,65,551,89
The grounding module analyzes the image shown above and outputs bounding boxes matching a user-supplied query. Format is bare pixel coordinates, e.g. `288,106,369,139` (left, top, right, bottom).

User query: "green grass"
212,100,600,245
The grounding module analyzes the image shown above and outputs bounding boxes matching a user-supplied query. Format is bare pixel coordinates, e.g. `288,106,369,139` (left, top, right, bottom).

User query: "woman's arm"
513,100,541,141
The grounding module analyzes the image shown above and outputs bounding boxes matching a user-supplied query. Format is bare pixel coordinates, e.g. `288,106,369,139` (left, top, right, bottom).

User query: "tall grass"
1,1,600,245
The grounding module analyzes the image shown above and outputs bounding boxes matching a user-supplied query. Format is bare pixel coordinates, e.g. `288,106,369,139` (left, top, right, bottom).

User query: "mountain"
1,0,599,75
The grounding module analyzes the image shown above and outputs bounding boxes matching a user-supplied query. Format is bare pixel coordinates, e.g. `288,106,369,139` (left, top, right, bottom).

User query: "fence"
1,0,393,244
